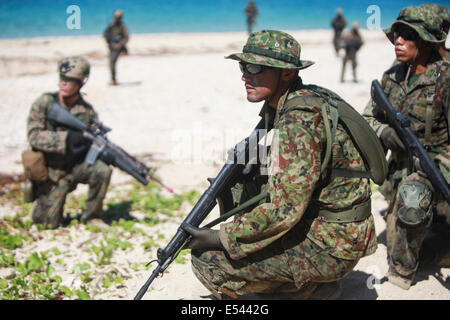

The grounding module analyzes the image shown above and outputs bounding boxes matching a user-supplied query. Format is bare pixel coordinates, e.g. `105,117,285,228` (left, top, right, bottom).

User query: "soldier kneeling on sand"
363,6,450,289
23,56,112,229
183,30,387,300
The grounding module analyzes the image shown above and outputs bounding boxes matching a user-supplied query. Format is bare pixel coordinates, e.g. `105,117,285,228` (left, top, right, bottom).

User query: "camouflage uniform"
340,22,363,82
103,10,129,84
27,56,112,228
244,0,258,35
191,30,377,298
331,9,347,55
363,6,450,288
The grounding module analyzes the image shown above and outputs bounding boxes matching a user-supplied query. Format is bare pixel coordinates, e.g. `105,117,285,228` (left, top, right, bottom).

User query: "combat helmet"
58,56,90,84
384,5,447,44
225,29,314,70
114,9,124,18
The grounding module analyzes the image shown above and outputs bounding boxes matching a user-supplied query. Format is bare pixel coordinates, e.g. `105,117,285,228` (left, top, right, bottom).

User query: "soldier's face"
241,64,282,105
59,76,81,98
394,27,419,62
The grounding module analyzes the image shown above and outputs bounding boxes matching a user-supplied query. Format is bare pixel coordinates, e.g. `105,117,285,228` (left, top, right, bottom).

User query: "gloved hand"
66,130,91,156
380,127,406,153
183,224,223,250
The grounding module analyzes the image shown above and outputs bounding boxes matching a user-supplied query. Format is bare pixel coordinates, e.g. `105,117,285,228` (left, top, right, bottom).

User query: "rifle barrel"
134,265,162,300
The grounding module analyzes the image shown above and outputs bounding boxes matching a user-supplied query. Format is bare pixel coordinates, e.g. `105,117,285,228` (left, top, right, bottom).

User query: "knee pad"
397,182,433,227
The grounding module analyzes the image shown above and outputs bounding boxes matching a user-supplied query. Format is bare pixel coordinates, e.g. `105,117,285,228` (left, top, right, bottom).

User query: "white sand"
0,29,448,300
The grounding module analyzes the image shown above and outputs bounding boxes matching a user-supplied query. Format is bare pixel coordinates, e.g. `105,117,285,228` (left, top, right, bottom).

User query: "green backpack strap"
284,95,336,175
283,86,388,185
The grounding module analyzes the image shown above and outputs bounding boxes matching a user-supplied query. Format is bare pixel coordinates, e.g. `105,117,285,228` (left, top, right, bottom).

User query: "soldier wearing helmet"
103,9,129,85
183,30,380,300
25,56,112,229
363,5,450,290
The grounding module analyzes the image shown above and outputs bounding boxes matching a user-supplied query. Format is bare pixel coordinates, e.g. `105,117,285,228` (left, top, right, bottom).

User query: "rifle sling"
204,189,269,228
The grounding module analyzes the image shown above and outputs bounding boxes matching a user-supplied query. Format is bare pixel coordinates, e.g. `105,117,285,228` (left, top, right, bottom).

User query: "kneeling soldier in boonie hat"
183,30,382,300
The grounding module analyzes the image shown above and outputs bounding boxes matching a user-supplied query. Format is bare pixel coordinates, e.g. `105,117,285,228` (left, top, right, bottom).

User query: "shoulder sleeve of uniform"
27,92,67,154
29,93,55,117
281,88,327,116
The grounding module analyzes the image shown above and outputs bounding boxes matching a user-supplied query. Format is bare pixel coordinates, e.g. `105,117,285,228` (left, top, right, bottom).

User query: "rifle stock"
370,80,450,203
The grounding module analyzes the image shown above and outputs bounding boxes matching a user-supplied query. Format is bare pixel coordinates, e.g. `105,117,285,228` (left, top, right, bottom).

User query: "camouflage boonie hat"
419,3,450,31
384,6,447,44
225,29,314,70
58,56,90,83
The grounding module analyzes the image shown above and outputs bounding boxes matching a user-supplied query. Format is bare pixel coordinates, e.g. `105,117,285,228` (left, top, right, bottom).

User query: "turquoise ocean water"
0,0,449,38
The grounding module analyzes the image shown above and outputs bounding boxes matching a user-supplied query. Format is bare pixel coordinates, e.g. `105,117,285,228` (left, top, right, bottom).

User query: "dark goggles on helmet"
239,62,272,75
393,27,419,41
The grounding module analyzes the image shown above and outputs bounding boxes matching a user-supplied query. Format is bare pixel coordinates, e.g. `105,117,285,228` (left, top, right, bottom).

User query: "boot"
386,267,414,290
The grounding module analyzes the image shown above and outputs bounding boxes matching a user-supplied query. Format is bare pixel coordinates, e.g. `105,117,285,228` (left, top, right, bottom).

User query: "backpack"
282,84,388,185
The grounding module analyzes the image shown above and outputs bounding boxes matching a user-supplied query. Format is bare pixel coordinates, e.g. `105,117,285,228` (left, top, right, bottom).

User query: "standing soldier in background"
24,56,112,229
419,3,449,61
244,0,258,35
340,21,363,83
103,9,129,86
331,8,346,56
363,6,449,290
183,30,385,300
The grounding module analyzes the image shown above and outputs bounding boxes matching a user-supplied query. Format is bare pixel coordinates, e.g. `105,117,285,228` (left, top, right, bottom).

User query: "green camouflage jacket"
219,78,377,261
363,52,450,180
103,22,129,49
26,92,97,181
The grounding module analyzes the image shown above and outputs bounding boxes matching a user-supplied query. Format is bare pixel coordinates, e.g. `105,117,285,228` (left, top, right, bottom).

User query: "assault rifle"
134,109,274,300
47,103,173,192
371,80,450,203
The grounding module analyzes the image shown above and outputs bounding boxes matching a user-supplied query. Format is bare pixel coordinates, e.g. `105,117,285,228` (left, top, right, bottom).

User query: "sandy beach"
0,29,449,300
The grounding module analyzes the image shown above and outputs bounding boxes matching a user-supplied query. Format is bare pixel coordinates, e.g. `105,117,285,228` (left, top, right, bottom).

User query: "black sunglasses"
239,62,272,75
393,27,419,41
